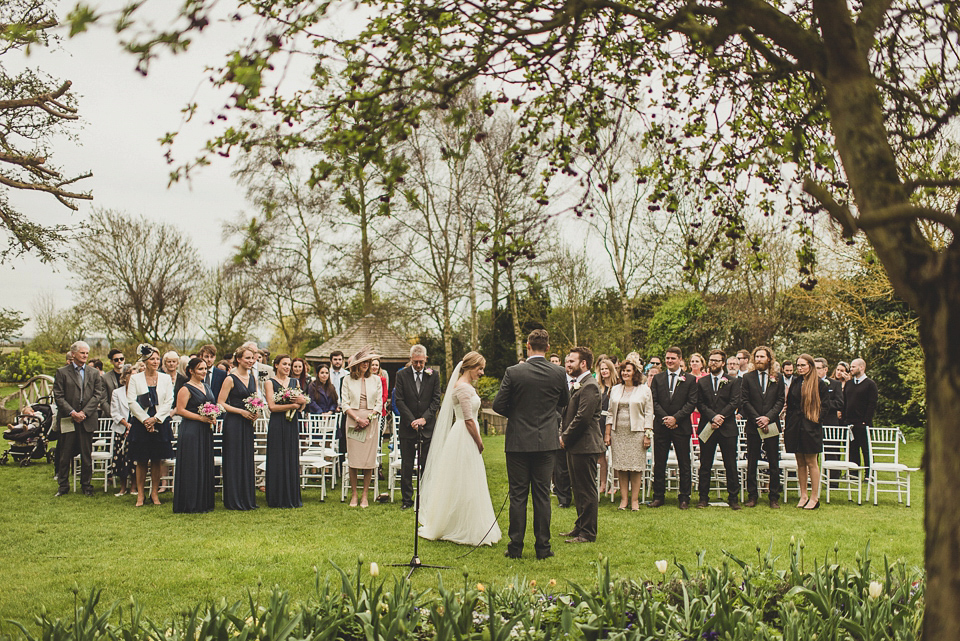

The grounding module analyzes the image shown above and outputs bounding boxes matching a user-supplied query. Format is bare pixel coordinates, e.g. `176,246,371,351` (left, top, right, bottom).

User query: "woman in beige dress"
605,359,654,511
340,346,384,508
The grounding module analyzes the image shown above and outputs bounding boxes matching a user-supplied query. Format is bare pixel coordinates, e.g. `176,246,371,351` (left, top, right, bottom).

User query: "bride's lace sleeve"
454,384,476,421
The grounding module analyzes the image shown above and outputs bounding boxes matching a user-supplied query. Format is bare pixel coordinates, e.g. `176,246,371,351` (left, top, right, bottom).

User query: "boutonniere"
718,378,727,388
425,368,433,376
769,376,777,383
677,375,686,383
572,382,582,390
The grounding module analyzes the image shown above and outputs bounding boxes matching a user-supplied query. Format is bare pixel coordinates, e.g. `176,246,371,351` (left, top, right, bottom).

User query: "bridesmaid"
217,346,260,510
264,354,308,508
173,357,217,513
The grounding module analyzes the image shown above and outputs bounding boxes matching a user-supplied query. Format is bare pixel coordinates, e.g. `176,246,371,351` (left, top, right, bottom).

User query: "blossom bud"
868,581,883,600
655,560,668,574
370,562,379,577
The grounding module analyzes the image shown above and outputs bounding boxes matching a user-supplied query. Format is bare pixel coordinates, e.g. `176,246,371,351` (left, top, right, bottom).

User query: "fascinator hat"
347,345,382,369
137,343,160,362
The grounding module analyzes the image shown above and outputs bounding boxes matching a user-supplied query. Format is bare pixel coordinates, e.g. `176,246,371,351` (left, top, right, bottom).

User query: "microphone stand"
389,425,449,580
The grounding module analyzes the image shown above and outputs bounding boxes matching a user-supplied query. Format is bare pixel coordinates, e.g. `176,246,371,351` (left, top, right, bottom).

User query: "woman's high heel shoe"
804,499,820,510
797,498,809,508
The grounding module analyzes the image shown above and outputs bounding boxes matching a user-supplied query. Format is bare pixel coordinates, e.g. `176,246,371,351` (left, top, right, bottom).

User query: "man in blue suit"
199,345,227,398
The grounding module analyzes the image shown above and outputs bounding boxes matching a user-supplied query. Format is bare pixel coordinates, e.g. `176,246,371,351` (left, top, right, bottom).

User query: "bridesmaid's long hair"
797,353,821,423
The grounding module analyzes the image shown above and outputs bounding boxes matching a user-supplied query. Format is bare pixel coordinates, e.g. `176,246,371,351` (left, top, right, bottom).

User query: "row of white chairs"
603,421,917,507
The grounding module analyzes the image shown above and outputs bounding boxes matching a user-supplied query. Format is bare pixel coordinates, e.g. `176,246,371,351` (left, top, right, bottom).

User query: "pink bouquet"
197,403,223,421
243,395,266,416
274,388,305,419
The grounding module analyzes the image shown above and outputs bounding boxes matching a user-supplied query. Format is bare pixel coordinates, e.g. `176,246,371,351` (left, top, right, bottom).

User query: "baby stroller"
2,396,55,467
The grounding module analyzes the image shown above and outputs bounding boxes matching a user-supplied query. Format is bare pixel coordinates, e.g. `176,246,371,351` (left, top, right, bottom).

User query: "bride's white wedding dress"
419,376,502,546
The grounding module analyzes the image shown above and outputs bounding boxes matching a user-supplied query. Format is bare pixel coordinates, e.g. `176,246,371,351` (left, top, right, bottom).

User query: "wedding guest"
198,345,225,396
394,345,443,509
649,347,698,510
291,357,310,390
216,359,231,372
785,354,829,510
370,358,390,418
161,351,186,406
844,358,878,477
109,364,135,497
53,341,105,497
90,359,103,372
264,354,307,508
688,352,707,434
127,345,175,507
172,357,216,514
341,346,384,508
736,349,751,376
726,356,740,378
740,346,784,509
549,354,562,365
100,348,125,417
306,364,339,414
833,361,850,391
695,350,742,509
217,345,260,510
605,358,653,511
815,357,845,426
645,365,660,387
329,350,349,402
595,357,619,493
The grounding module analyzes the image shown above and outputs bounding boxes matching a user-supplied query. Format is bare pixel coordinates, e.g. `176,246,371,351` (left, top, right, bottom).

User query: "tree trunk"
359,189,374,315
506,265,523,362
467,225,479,351
442,292,454,377
620,287,631,353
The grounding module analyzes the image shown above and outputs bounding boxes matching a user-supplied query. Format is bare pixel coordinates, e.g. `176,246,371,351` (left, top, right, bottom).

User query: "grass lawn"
0,433,923,629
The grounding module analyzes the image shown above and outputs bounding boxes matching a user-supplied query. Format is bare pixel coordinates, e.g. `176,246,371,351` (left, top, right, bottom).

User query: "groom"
493,329,569,560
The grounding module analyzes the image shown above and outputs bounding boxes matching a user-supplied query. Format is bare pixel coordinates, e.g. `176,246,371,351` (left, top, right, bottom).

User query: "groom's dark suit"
394,366,443,507
560,374,604,541
493,355,569,559
650,369,698,505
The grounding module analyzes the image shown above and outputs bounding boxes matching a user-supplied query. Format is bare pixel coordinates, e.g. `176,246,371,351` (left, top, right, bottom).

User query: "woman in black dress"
264,355,308,508
216,346,260,510
173,357,217,513
126,345,175,507
784,353,830,511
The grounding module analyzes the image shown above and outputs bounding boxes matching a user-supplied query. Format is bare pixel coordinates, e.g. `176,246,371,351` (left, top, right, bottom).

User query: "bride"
418,351,502,546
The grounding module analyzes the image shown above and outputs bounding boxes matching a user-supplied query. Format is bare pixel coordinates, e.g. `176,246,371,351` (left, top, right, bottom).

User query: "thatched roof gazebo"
304,314,413,387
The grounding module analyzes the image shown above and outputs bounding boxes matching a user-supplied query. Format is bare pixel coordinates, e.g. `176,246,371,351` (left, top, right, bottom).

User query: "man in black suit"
740,346,784,508
559,347,604,543
493,329,569,560
845,358,878,476
394,344,443,509
52,340,105,496
815,358,845,426
696,349,742,509
649,346,698,509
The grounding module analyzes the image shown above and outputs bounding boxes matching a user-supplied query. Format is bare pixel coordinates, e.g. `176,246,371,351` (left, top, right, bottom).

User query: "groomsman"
736,350,751,376
696,350,742,509
740,346,784,509
394,344,443,509
649,346,698,509
844,358,878,476
559,347,603,542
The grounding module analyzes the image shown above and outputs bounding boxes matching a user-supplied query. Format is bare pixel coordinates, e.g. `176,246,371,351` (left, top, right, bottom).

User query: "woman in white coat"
340,346,384,508
127,345,174,507
604,358,654,511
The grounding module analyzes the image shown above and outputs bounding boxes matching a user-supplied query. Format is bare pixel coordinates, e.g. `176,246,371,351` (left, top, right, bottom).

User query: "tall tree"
1,0,91,261
0,307,27,343
201,263,265,357
75,209,203,345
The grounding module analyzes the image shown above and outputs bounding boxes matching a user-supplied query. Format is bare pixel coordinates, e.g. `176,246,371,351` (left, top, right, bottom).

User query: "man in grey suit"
52,340,105,496
493,329,569,560
559,347,604,543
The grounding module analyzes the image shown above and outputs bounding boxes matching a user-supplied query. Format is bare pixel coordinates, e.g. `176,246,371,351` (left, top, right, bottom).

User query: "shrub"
5,548,923,641
475,376,501,402
0,350,45,383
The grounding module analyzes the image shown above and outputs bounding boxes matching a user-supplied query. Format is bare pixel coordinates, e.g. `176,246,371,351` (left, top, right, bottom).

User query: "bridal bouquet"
274,388,305,420
197,403,223,422
243,395,266,417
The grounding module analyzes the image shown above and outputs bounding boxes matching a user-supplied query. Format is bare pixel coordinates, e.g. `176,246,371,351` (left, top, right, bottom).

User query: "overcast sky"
1,2,276,335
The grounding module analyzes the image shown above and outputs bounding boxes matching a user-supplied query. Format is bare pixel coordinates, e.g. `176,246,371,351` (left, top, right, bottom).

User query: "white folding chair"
820,425,862,504
300,414,338,499
74,418,115,492
160,417,180,492
213,419,224,490
386,416,403,501
867,427,917,506
253,417,269,488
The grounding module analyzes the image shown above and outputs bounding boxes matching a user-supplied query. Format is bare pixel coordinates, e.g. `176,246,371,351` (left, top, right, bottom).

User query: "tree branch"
857,204,960,236
0,80,76,118
903,178,960,194
802,177,858,237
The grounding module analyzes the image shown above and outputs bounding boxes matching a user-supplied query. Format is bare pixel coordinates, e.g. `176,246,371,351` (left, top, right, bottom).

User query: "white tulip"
655,560,668,574
370,562,380,577
868,580,883,600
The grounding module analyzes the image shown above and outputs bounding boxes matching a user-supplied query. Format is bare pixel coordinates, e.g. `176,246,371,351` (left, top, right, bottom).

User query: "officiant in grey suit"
493,329,569,560
52,340,105,496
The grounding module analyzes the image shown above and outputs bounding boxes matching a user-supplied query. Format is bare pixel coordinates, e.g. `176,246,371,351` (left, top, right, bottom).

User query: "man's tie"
713,375,718,393
415,371,422,394
205,370,212,386
761,372,767,394
669,372,677,396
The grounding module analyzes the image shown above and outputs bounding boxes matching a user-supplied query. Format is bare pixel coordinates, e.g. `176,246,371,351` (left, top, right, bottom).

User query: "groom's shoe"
648,499,665,508
400,502,414,510
560,529,579,538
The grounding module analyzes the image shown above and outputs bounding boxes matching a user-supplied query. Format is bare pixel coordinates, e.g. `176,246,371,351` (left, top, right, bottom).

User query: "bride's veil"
418,360,463,516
